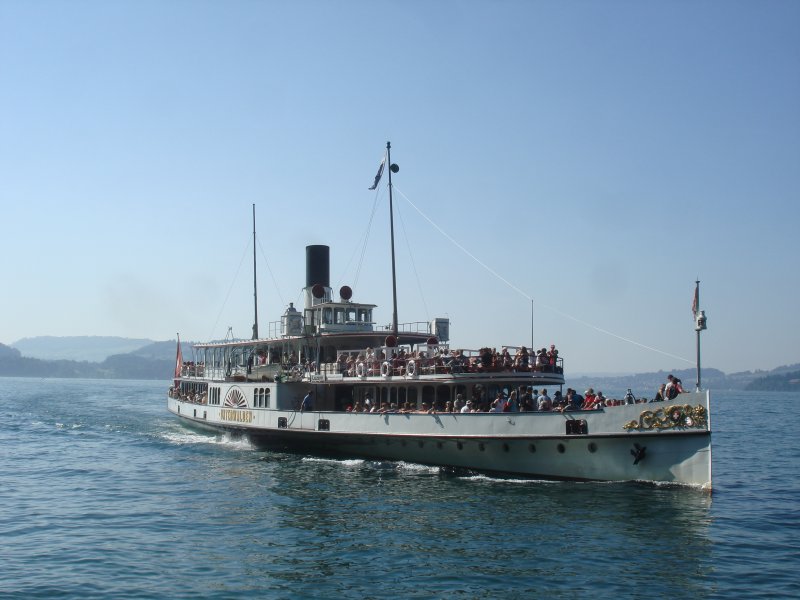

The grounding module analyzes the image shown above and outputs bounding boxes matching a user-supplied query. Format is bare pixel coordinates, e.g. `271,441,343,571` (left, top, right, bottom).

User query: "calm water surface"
0,378,797,599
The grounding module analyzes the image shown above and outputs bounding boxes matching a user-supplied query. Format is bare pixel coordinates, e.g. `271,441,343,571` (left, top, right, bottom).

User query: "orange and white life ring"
380,361,392,377
356,362,367,377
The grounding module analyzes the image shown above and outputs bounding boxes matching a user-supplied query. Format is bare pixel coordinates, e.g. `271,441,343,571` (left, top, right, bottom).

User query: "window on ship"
253,388,270,408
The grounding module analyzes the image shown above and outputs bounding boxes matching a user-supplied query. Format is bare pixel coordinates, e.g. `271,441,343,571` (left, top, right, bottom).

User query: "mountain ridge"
1,336,797,389
11,336,155,362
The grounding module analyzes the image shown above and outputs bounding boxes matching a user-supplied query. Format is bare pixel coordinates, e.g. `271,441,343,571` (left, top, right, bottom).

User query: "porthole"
529,443,536,453
557,443,566,454
588,442,598,453
437,442,443,449
479,443,485,452
401,440,407,447
503,443,510,453
418,441,424,448
457,442,464,450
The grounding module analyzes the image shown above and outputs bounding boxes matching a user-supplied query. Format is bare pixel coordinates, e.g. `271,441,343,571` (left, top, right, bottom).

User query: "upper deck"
180,341,564,387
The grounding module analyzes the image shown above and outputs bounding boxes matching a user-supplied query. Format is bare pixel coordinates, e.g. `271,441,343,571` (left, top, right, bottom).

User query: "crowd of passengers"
170,369,685,410
168,387,207,403
180,345,563,378
344,375,685,414
346,387,640,414
336,344,562,376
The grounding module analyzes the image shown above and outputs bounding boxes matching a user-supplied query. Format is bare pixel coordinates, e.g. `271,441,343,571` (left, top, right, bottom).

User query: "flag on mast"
368,156,386,190
692,282,699,317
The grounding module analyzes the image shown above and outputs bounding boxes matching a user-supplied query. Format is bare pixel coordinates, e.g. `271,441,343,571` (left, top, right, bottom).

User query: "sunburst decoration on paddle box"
622,404,708,431
224,387,248,408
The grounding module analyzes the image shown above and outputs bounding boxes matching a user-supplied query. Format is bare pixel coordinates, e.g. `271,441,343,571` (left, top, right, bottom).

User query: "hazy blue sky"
1,1,798,375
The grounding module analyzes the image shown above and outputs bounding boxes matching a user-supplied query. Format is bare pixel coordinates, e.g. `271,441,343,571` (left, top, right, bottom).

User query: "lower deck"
167,390,712,487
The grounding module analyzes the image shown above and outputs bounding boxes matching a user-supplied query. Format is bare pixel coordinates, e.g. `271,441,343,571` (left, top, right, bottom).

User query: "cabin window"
323,308,332,324
209,387,221,405
253,387,271,408
334,308,345,324
347,308,357,323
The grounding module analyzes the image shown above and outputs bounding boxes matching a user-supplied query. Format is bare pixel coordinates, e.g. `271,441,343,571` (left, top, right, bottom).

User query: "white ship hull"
168,389,711,487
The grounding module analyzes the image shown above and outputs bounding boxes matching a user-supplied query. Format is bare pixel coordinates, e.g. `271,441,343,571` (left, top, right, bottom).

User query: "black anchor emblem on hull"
631,443,647,465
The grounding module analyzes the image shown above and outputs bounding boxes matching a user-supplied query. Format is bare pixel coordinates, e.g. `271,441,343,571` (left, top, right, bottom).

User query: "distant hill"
744,368,800,392
12,336,155,362
0,339,192,380
129,341,187,361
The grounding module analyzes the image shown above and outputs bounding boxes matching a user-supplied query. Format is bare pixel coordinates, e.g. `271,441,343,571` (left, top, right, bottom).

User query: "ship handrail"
178,355,564,380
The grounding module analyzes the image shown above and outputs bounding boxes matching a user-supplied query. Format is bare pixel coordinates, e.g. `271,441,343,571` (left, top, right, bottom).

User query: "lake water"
1,378,798,599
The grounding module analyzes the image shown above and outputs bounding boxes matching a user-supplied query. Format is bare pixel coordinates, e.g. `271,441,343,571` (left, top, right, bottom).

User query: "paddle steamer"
168,144,711,488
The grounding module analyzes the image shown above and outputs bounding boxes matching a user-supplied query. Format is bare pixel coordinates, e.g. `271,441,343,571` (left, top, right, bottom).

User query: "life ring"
406,359,417,378
356,362,366,377
380,361,392,377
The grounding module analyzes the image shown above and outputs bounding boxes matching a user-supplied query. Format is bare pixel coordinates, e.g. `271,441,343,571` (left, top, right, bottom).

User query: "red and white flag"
174,334,183,385
692,283,699,317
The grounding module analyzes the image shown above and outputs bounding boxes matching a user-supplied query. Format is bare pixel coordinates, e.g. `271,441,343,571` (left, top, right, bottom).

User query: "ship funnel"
306,245,329,288
304,245,331,309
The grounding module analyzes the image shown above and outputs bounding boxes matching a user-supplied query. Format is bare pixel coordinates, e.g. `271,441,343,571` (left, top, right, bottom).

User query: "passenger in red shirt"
582,388,597,410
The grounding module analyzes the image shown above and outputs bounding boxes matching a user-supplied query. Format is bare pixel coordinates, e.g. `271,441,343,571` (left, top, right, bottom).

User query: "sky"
1,1,798,375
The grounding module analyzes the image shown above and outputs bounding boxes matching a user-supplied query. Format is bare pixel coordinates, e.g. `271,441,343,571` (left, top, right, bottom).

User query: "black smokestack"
305,245,330,288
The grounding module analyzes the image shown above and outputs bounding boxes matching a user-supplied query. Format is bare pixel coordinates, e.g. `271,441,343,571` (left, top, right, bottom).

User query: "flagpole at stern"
252,204,259,340
693,280,708,392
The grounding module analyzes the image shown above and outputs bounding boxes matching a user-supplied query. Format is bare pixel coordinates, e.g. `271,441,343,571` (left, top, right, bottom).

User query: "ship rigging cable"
338,178,383,292
393,184,692,365
394,193,431,323
257,237,285,309
208,236,251,341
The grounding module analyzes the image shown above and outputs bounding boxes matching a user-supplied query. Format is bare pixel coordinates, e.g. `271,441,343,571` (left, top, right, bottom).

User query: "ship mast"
387,141,399,338
252,203,259,340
